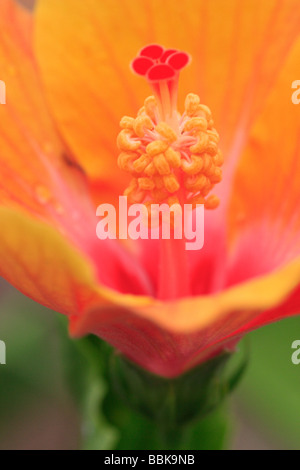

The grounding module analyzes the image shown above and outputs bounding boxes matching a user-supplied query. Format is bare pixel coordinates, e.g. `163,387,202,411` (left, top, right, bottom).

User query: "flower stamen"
117,44,223,210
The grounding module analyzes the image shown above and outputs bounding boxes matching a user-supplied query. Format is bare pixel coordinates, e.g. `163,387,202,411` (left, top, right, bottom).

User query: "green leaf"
63,334,247,450
236,317,300,449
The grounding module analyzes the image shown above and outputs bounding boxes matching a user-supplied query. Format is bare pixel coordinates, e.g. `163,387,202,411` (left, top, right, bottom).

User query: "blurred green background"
0,280,300,450
4,0,300,450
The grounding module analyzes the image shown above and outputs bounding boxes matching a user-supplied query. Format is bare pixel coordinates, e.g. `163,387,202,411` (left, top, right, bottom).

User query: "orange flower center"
117,44,223,211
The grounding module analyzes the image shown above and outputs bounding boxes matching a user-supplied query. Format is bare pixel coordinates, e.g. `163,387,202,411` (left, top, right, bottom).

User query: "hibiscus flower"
1,0,300,377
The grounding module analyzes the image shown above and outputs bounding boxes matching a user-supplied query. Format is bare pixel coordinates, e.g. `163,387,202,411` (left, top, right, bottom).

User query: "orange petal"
70,256,300,377
0,0,118,269
0,0,93,226
35,0,300,194
3,204,299,378
0,1,154,297
227,36,300,286
0,206,105,315
0,206,153,316
2,207,300,378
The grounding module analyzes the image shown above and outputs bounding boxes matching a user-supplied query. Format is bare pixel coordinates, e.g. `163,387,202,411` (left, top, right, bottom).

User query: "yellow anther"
163,174,180,193
206,140,218,155
117,129,141,151
134,115,154,138
117,152,137,173
202,182,213,197
144,96,158,121
185,174,208,192
207,129,220,144
155,122,177,143
181,155,203,175
210,167,222,184
167,196,180,206
183,117,207,133
152,188,168,203
146,140,169,157
124,180,136,201
197,104,213,122
185,93,201,116
205,163,217,177
144,162,156,177
202,154,213,173
120,116,135,129
204,195,220,210
138,177,156,191
137,106,146,116
164,148,181,168
124,179,146,203
153,175,164,189
190,132,210,153
153,154,171,175
189,194,205,205
117,92,223,210
133,154,151,173
213,150,224,167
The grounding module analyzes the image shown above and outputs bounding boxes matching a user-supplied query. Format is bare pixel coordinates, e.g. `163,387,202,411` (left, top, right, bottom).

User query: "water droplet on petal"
72,211,80,221
8,65,16,76
35,185,51,205
54,201,64,215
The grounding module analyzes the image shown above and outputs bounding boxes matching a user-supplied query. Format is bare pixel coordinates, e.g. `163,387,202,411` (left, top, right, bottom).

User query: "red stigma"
131,44,190,83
